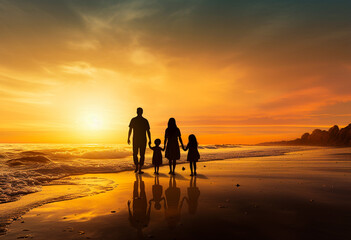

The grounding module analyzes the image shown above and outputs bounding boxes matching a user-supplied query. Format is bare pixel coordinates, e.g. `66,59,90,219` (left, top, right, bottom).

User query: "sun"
83,113,104,130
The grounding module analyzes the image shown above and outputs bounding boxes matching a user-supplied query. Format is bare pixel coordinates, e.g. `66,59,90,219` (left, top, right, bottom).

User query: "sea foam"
0,143,306,204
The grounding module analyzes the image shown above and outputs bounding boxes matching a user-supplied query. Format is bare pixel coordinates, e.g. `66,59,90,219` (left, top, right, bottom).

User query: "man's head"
137,107,143,116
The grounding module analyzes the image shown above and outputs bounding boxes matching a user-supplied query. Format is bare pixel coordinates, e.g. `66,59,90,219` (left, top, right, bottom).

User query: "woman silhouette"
164,118,184,174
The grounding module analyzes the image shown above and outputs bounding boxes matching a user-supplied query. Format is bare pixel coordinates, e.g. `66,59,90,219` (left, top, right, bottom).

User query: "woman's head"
188,134,198,147
167,118,177,129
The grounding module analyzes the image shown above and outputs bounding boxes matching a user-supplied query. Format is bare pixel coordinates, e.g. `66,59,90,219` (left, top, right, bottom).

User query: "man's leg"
133,144,139,172
138,143,146,173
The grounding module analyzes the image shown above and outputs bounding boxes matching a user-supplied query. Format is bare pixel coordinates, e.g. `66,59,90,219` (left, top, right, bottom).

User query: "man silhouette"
128,107,151,174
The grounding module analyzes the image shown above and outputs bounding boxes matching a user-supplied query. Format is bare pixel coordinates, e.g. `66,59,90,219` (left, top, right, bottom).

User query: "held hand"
128,139,131,145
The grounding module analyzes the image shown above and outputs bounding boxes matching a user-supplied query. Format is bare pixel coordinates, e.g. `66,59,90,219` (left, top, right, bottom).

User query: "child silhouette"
182,134,200,176
149,138,164,174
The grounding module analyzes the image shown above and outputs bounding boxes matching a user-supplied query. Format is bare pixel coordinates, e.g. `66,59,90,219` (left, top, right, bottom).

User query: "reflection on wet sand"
149,175,164,210
183,176,200,214
127,174,151,238
127,174,201,236
164,175,183,229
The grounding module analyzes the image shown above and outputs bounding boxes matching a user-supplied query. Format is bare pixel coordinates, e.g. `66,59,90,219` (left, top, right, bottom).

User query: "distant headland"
260,124,351,147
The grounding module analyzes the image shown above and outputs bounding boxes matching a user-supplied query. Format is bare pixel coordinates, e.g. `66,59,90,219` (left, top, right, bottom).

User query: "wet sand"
1,148,351,240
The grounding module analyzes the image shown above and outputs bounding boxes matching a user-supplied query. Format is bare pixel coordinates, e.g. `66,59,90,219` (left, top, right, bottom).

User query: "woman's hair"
188,134,198,148
167,118,177,129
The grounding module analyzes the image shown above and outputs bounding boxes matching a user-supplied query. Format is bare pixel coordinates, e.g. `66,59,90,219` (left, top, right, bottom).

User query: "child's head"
155,202,161,210
154,138,161,146
188,134,198,147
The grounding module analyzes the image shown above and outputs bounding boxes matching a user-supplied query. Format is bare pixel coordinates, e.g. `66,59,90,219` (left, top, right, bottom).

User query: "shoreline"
0,145,315,205
0,146,341,234
1,147,351,239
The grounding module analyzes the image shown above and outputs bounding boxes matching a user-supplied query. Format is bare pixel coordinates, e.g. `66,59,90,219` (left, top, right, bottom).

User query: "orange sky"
0,0,351,144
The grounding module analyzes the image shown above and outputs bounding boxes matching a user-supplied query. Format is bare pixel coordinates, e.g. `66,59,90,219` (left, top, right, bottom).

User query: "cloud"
0,0,351,143
259,87,351,115
60,62,97,75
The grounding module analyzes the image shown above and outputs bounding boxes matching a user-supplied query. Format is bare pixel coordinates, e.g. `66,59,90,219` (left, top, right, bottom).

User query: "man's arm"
128,127,132,145
147,129,151,145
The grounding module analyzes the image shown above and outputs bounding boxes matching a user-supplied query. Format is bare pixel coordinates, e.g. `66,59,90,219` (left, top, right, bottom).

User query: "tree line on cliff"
261,124,351,147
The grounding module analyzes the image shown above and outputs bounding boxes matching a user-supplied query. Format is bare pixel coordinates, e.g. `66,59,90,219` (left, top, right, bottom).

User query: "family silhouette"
128,108,200,176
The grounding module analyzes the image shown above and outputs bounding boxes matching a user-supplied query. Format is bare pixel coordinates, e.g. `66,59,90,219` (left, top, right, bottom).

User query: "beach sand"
1,148,351,240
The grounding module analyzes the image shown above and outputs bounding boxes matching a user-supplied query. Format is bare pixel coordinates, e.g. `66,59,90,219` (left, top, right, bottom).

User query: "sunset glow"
0,1,350,144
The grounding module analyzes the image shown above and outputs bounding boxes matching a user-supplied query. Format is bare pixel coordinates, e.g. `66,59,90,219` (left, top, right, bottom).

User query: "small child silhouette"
149,138,164,174
182,134,200,176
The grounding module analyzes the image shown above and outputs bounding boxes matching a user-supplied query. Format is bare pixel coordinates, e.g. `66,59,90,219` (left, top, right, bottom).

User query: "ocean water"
0,143,307,204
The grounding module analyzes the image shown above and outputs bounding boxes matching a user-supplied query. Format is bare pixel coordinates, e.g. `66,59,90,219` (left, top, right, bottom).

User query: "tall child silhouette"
183,134,200,176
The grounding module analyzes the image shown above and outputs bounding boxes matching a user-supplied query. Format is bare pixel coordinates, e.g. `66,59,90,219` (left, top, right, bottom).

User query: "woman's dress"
165,128,181,160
